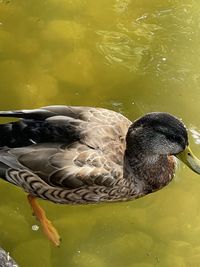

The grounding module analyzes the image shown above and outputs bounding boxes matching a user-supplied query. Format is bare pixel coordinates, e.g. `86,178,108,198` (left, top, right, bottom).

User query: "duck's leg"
27,194,61,247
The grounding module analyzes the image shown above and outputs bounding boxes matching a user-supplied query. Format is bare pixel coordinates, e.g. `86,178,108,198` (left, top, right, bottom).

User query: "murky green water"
1,0,200,266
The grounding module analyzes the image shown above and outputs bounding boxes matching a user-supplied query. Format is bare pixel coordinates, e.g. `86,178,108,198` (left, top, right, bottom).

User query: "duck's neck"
123,149,176,197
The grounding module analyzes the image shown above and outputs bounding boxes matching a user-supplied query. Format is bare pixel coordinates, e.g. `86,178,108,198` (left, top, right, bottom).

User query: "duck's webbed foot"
27,194,61,247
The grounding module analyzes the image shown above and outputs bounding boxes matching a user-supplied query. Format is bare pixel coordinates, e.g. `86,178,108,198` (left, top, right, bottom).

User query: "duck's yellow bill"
176,146,200,174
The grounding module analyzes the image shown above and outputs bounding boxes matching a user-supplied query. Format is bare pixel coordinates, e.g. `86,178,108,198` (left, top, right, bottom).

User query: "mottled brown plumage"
0,106,188,204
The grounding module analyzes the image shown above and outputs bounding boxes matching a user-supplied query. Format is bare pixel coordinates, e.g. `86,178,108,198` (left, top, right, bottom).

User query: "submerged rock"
0,247,19,267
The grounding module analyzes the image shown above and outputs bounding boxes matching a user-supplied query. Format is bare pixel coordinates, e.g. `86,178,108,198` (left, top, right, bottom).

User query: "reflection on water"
1,0,200,266
191,129,200,145
97,30,148,71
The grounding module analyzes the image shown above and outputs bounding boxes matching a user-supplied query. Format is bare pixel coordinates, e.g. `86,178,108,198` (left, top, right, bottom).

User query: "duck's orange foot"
27,194,61,247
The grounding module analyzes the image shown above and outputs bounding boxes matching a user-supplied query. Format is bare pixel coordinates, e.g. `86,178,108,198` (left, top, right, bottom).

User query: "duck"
0,105,200,246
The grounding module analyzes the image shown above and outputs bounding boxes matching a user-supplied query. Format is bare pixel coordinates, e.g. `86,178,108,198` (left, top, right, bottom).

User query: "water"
1,0,200,266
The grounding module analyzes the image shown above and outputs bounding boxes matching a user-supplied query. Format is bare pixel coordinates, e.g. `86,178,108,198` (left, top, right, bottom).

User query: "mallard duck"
0,105,200,246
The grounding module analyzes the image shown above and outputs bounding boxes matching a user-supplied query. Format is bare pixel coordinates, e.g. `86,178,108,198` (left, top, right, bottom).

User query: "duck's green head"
127,112,200,174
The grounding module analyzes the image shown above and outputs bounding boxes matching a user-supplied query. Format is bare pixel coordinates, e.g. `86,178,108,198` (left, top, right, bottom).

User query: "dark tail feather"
0,109,57,147
0,109,56,120
0,121,33,147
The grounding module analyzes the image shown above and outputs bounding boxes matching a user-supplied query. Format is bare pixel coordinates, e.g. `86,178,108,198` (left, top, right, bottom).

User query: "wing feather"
0,105,131,191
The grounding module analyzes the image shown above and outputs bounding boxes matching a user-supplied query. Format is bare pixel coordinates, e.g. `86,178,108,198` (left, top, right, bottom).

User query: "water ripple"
96,30,148,71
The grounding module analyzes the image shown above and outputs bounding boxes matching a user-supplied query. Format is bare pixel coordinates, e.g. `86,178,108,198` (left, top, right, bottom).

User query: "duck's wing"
0,106,131,190
0,105,131,149
0,141,123,192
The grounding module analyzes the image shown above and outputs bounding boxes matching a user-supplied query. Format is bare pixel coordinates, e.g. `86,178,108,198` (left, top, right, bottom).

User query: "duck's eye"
165,134,181,143
165,134,185,147
188,152,191,156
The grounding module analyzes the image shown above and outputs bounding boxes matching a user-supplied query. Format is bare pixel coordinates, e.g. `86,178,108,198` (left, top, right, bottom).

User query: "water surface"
1,0,200,266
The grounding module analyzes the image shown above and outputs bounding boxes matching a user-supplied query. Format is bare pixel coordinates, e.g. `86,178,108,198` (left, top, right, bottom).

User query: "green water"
1,0,200,266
